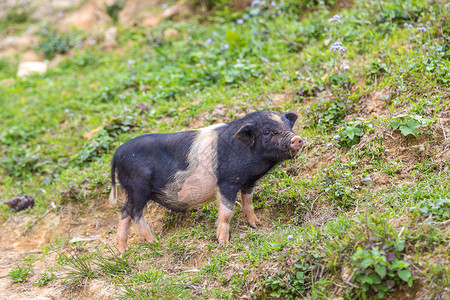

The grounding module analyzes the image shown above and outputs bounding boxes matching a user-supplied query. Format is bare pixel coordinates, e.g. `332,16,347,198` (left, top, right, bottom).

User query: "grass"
0,0,449,298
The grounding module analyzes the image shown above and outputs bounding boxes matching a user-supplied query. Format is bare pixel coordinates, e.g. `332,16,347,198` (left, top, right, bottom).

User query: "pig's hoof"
245,214,262,228
216,231,229,244
218,238,229,244
118,245,128,254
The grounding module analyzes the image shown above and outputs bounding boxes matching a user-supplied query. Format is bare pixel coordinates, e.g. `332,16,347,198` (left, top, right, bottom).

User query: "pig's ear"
234,123,256,148
283,112,298,128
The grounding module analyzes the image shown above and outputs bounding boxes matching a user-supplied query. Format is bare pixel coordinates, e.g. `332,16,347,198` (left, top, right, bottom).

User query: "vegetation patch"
0,0,449,299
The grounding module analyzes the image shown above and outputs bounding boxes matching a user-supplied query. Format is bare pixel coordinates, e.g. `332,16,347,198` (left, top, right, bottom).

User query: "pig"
110,111,303,253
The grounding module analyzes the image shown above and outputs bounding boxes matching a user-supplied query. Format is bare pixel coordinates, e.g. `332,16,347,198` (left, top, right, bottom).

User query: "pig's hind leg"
117,186,155,254
117,202,132,254
129,188,156,245
131,194,155,243
240,188,262,228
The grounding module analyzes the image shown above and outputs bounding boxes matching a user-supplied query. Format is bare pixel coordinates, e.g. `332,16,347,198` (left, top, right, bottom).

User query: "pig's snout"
290,136,303,150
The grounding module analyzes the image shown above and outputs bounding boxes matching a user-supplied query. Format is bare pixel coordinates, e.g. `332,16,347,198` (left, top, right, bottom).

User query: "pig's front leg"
216,187,237,244
241,188,262,228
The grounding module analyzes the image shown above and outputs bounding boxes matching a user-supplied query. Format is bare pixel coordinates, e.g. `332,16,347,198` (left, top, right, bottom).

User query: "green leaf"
375,265,386,279
398,269,411,282
355,128,363,136
399,124,419,138
347,130,355,140
394,240,405,251
370,273,381,284
360,258,373,269
391,260,410,269
406,118,420,130
390,120,401,130
420,206,429,214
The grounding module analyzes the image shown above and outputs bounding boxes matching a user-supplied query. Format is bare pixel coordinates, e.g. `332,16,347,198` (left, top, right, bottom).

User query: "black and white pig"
110,111,303,253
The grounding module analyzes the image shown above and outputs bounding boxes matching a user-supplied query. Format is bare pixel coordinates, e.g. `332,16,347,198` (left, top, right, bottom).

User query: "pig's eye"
264,130,271,135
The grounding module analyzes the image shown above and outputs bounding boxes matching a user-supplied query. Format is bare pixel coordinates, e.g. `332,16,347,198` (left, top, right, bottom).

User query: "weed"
93,245,132,275
304,97,352,131
320,161,359,209
34,272,55,286
5,9,28,24
8,264,32,283
58,250,96,284
336,120,372,148
390,114,434,138
105,0,124,22
119,269,193,299
264,263,310,298
342,214,416,299
350,246,413,298
410,198,450,222
35,29,84,59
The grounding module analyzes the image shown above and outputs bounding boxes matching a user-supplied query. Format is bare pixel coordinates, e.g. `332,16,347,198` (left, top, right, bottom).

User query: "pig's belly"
177,166,217,209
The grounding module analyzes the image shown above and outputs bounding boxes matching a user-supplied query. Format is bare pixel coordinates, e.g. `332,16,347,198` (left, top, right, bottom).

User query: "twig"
439,118,447,141
333,282,347,289
435,219,450,227
398,226,405,238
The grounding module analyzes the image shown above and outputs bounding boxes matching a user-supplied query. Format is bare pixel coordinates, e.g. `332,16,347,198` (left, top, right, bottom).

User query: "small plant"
70,116,134,167
321,161,358,209
390,114,434,138
365,59,388,85
335,120,371,147
105,0,125,22
410,198,450,222
351,246,413,298
58,250,96,284
264,261,315,299
344,214,416,299
305,97,351,130
9,264,31,283
93,246,132,275
34,272,55,286
6,9,28,24
35,29,84,59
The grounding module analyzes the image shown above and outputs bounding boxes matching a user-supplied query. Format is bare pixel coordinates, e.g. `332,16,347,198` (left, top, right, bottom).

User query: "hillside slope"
0,0,449,299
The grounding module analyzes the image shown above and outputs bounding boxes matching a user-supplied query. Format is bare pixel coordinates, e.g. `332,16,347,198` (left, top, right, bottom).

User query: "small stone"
104,26,117,48
6,196,35,211
164,28,180,38
17,61,48,78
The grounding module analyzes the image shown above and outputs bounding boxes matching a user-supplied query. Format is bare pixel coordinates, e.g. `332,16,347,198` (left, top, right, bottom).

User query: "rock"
32,0,85,20
17,61,48,78
59,0,112,34
0,35,39,58
21,51,44,61
6,195,35,212
142,2,190,28
160,2,188,19
103,26,118,49
163,28,179,38
142,13,162,28
119,0,161,28
232,0,252,11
